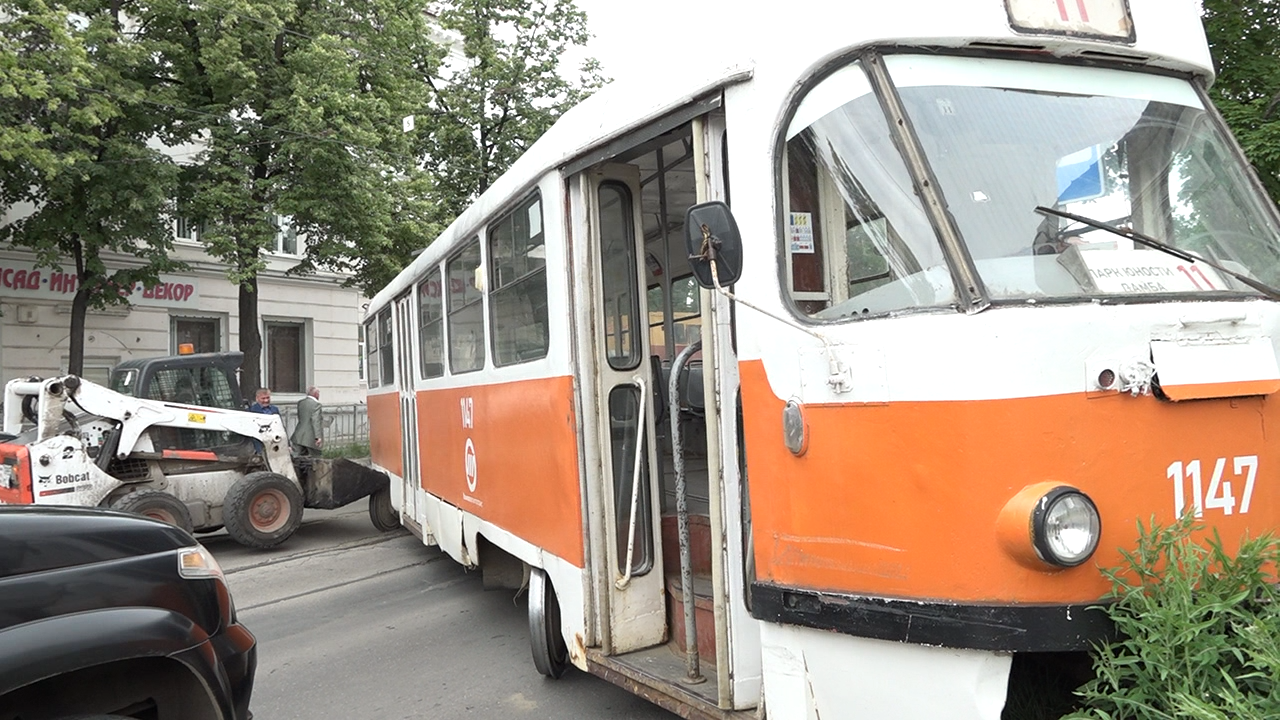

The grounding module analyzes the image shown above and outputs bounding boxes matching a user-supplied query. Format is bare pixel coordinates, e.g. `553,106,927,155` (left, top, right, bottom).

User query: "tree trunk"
67,238,90,377
67,283,90,377
238,274,262,403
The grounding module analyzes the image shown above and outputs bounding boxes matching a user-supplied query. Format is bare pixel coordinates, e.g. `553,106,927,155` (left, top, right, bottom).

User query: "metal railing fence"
277,402,369,449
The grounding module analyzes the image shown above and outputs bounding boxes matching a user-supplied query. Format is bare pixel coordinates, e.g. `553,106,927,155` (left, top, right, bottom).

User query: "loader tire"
224,471,304,549
368,487,400,532
110,490,194,534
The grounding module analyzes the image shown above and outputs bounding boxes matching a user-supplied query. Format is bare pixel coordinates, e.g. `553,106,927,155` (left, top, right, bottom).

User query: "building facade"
0,215,368,406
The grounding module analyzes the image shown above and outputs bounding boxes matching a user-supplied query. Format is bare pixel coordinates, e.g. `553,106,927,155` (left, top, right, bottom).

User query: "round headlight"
1033,488,1101,567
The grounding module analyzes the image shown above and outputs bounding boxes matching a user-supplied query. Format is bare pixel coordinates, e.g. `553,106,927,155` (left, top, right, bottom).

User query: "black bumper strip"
750,582,1114,652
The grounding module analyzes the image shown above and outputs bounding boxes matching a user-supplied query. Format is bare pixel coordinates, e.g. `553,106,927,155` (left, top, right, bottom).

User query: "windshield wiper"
1034,206,1280,302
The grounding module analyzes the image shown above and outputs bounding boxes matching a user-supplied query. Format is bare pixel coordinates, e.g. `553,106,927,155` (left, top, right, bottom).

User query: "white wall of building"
0,236,368,405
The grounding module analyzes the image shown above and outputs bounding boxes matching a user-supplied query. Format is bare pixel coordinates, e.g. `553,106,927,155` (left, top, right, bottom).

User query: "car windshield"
781,55,1280,321
886,55,1280,303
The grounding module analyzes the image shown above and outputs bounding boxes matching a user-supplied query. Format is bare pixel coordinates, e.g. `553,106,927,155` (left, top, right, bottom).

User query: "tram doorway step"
660,512,716,665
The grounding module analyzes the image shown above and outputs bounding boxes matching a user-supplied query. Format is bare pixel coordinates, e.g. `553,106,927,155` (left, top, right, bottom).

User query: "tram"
363,1,1280,717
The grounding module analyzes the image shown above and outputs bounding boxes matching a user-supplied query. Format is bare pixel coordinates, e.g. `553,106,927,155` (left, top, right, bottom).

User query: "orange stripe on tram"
740,360,1280,604
415,376,584,568
367,392,403,479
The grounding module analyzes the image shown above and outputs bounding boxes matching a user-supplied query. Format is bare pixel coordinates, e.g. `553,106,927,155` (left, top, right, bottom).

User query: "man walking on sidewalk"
292,386,324,457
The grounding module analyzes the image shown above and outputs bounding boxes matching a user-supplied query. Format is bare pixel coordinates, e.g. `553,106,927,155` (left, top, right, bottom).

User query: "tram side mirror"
684,201,743,289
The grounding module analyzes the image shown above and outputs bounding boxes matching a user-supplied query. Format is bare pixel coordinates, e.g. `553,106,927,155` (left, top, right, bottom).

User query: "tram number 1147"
1166,456,1259,518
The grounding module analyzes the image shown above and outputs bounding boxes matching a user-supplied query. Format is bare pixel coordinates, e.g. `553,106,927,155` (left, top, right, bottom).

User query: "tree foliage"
136,0,443,394
420,0,605,221
0,0,184,374
2,0,601,384
1203,0,1280,205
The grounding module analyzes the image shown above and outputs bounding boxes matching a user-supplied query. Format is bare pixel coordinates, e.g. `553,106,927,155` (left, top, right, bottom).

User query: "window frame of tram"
365,318,380,388
418,268,445,379
376,309,393,386
598,180,653,576
488,192,549,367
779,60,954,321
448,239,486,374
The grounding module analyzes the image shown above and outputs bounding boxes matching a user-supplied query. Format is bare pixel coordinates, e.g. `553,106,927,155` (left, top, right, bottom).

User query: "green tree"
422,0,605,221
0,0,184,375
141,0,443,396
1203,0,1280,205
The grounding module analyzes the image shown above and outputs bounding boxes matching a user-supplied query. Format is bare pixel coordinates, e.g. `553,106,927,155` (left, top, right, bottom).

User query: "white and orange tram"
363,1,1280,717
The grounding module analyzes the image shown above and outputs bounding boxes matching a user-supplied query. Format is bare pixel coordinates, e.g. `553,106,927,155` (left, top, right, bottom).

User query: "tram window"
782,62,954,319
647,284,666,358
599,182,642,370
365,319,380,387
377,308,393,384
670,275,701,351
489,194,548,366
608,385,653,576
448,239,486,373
418,268,444,379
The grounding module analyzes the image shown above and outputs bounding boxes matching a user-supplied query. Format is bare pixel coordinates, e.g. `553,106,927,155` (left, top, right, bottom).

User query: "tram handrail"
615,377,648,591
669,339,705,683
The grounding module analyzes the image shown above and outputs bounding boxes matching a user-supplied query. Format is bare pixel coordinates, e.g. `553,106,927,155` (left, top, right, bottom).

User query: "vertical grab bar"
615,377,647,590
670,339,705,684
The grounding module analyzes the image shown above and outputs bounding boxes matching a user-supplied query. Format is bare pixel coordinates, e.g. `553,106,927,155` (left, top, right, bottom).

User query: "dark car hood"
0,507,194,578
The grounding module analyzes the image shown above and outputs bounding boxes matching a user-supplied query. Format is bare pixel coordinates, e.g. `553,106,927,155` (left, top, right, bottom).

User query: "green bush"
1067,516,1280,720
322,442,371,459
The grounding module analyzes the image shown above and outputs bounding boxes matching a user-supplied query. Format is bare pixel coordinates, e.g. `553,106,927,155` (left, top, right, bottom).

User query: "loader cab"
110,352,245,410
109,352,248,454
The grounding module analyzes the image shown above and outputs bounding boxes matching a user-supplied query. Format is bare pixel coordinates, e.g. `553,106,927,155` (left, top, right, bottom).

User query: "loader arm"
2,376,295,480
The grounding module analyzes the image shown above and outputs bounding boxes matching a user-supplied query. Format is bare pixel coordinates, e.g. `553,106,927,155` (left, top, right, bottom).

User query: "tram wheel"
528,567,569,679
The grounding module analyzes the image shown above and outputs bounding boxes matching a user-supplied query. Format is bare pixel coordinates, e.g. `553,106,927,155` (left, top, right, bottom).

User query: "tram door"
584,164,667,653
393,292,421,529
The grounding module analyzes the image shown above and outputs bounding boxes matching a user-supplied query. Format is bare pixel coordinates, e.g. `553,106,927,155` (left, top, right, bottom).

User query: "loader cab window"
146,367,237,410
110,369,138,395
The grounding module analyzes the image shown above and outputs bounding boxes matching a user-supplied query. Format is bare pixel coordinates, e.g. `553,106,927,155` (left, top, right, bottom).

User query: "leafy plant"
322,442,370,460
1067,516,1280,720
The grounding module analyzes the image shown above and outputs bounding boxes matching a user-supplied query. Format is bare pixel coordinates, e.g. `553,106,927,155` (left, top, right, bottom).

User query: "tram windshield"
783,55,1280,320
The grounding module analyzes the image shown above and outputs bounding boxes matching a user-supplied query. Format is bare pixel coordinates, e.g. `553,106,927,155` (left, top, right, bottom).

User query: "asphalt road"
203,504,677,720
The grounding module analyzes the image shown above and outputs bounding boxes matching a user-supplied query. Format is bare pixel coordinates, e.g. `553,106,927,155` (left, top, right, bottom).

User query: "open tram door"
570,103,761,715
391,292,425,537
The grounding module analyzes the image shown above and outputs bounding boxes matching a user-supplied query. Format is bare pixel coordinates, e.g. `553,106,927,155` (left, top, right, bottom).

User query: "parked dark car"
0,506,255,720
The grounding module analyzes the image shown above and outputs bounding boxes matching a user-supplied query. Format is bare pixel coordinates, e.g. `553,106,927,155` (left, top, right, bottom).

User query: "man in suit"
292,386,323,456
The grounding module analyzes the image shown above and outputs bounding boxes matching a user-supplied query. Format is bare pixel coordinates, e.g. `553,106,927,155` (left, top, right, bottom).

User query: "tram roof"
366,0,1212,316
368,56,752,312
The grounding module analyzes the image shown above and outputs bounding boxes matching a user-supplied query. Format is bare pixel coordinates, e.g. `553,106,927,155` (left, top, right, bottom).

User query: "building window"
489,193,548,366
265,321,305,393
170,316,220,354
418,268,444,378
175,216,202,242
448,239,485,373
274,215,299,256
65,356,119,386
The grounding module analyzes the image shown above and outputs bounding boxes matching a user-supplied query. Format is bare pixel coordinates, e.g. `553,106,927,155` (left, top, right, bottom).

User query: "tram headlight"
997,483,1101,570
1032,487,1101,568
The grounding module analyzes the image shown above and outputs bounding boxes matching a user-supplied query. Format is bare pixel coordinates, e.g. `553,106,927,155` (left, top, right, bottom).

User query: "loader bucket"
298,457,389,509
